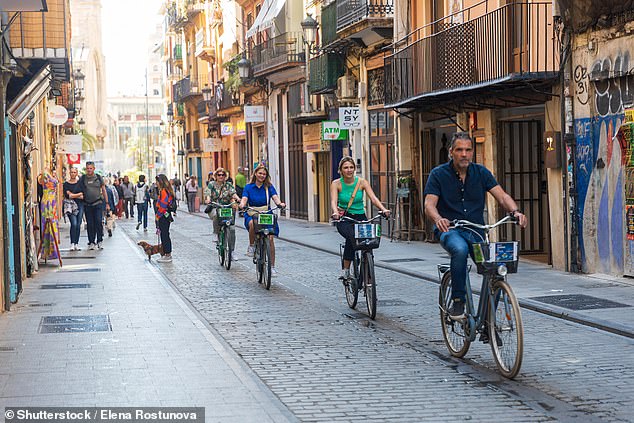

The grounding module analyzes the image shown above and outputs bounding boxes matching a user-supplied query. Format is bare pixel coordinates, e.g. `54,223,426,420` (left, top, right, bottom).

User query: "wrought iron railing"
309,53,345,94
384,2,558,107
337,0,394,32
251,32,306,75
173,75,210,103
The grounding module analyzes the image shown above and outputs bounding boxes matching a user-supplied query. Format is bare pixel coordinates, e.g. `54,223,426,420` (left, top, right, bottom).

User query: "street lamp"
73,69,85,116
201,84,214,137
237,57,250,80
78,117,86,131
301,14,319,48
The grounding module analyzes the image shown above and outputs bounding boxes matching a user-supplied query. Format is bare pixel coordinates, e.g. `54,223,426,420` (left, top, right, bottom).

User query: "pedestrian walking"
79,161,109,250
113,177,124,218
63,166,84,251
104,177,118,237
135,174,150,232
171,173,182,206
235,166,246,199
156,174,176,263
186,175,198,212
121,175,135,219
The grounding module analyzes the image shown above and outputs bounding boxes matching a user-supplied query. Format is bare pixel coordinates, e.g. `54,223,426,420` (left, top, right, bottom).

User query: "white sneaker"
157,255,172,263
69,244,75,251
340,268,350,280
75,244,81,251
97,242,103,250
246,245,254,257
88,243,95,250
271,267,278,277
212,234,219,243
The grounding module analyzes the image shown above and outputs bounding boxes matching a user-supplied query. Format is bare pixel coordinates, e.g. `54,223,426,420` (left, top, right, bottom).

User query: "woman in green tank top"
330,156,390,279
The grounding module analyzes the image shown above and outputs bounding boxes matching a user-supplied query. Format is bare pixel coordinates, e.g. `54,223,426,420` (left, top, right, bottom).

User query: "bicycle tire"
256,238,264,284
488,279,523,379
343,250,359,309
262,237,272,290
439,271,471,357
217,229,225,266
224,227,233,270
365,253,377,319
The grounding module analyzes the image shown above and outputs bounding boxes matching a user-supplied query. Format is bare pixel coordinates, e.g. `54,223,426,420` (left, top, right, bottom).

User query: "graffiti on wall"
590,51,634,117
575,115,627,274
574,65,590,105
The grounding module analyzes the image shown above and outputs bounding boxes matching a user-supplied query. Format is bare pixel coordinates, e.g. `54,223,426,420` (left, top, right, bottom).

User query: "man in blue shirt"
424,132,527,320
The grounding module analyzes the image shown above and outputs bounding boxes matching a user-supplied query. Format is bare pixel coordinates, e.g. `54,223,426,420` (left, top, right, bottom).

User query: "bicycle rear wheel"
364,253,377,319
217,229,225,266
256,238,264,284
344,249,358,309
261,238,272,290
439,271,471,357
489,280,523,379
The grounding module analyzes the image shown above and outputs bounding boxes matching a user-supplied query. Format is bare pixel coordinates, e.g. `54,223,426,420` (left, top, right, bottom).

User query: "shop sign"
245,105,265,123
339,107,362,129
221,123,233,136
202,137,222,152
322,121,348,141
236,120,246,136
67,154,81,165
303,123,329,152
47,105,68,126
58,134,82,154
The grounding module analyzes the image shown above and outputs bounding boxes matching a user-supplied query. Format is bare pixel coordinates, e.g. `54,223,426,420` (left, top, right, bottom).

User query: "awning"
7,65,52,124
0,0,47,12
245,0,286,39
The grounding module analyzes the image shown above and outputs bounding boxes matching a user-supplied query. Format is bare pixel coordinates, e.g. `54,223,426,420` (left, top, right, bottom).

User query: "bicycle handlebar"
210,201,237,208
330,212,388,225
450,214,518,232
243,205,285,214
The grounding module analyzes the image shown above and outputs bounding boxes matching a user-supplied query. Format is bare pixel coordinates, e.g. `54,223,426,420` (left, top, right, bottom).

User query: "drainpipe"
559,17,580,273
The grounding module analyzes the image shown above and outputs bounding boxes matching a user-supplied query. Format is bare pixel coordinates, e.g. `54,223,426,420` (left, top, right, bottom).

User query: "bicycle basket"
215,207,235,225
254,212,276,233
473,241,519,274
353,223,381,250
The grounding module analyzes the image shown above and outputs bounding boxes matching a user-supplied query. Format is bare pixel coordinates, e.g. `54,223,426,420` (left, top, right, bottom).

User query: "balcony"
309,53,345,94
384,2,559,111
250,32,306,78
195,29,215,61
173,75,210,103
173,45,183,61
335,0,394,47
217,83,241,113
197,100,218,122
321,2,338,48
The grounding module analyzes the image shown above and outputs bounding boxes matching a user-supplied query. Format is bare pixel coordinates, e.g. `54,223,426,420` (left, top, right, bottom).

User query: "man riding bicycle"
424,132,527,320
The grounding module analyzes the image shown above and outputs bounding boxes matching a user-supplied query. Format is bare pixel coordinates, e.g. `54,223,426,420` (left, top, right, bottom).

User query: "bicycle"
210,201,236,270
437,215,524,379
244,205,283,290
334,212,386,319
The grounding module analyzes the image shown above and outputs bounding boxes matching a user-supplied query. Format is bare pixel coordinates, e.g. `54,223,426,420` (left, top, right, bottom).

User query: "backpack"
167,194,178,213
149,183,159,201
80,174,104,205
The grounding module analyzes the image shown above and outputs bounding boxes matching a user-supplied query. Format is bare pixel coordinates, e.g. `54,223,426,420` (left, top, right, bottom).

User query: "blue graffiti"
611,172,624,270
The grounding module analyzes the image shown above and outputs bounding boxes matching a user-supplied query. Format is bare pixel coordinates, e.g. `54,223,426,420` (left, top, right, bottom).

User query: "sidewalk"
269,216,634,338
0,221,296,423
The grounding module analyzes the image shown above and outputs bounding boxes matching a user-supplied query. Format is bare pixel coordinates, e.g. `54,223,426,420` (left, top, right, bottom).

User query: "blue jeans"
136,202,148,229
67,202,84,245
84,203,104,245
438,228,480,303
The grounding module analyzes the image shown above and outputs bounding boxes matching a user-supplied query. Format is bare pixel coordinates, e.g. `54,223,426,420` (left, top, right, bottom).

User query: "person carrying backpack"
155,174,176,263
135,174,150,232
79,161,109,250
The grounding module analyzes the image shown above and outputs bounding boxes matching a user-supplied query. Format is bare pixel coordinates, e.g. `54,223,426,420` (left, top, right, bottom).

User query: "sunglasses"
216,173,226,176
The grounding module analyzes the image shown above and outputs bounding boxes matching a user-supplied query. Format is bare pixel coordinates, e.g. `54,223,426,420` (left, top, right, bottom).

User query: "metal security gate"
498,120,550,257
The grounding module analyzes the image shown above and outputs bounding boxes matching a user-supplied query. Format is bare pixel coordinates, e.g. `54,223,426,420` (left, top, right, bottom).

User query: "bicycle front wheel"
217,229,225,266
224,227,233,270
439,271,471,357
261,238,272,290
344,250,358,309
489,280,523,379
364,253,377,319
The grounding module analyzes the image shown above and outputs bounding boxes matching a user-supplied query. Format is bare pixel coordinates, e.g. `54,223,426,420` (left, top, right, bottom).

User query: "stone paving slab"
0,221,296,423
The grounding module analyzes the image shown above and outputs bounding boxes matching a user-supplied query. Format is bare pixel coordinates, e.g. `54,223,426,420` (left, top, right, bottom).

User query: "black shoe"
448,300,465,320
480,331,503,346
136,222,141,230
108,229,112,237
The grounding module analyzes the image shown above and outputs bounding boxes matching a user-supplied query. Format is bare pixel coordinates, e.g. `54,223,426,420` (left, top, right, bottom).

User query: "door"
287,119,308,219
498,120,551,261
369,110,396,236
316,153,331,222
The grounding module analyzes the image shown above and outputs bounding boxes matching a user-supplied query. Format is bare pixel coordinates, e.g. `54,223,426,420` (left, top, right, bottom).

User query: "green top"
338,176,365,215
235,173,247,189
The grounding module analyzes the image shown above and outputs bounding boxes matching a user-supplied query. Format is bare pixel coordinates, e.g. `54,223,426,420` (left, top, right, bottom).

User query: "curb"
185,210,634,339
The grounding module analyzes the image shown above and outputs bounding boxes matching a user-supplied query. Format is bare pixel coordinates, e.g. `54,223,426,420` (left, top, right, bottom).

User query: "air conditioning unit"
337,75,357,100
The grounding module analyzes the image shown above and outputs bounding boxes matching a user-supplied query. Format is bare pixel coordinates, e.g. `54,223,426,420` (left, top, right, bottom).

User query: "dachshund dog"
137,241,163,261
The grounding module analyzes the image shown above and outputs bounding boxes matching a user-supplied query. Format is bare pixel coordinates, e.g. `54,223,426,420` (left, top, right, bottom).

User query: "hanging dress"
39,173,60,260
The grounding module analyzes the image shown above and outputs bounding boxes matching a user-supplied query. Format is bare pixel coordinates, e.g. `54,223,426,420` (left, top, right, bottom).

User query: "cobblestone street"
121,212,634,422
